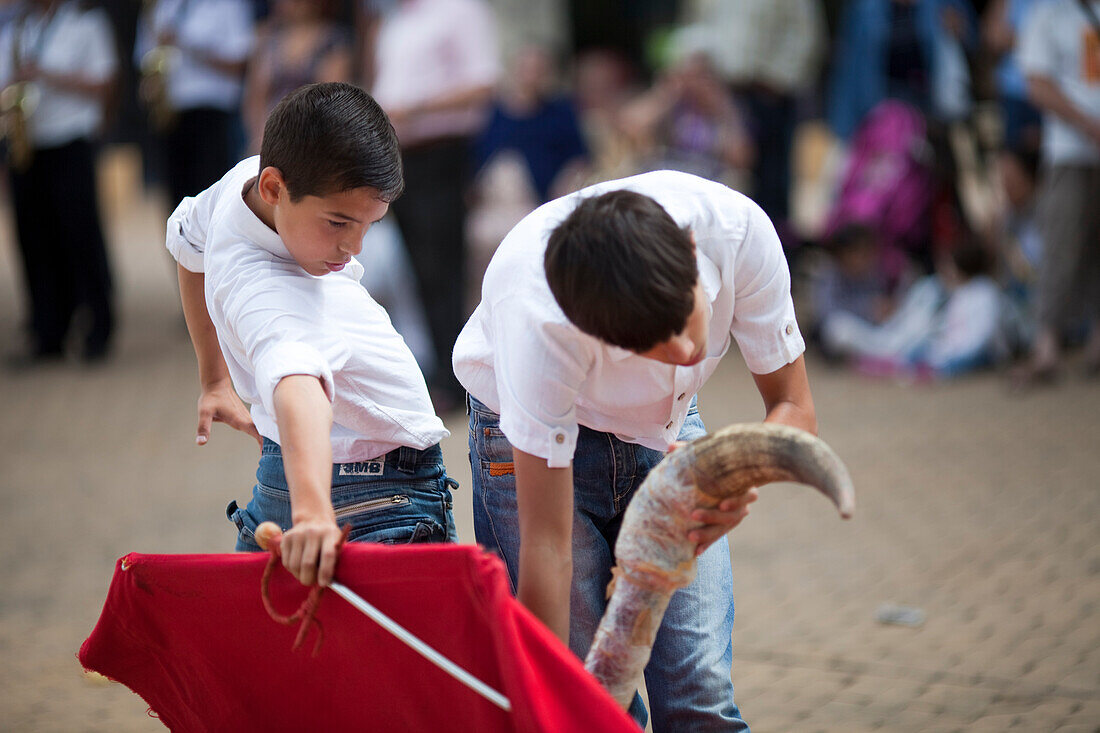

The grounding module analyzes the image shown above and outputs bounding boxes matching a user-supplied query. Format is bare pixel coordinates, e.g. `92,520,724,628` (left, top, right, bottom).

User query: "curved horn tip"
837,495,855,520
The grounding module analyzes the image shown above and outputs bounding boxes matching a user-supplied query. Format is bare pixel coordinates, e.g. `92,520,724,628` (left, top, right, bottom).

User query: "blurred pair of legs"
1013,165,1100,388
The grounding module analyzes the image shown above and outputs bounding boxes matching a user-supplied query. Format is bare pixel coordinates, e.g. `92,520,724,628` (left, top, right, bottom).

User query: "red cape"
79,544,638,732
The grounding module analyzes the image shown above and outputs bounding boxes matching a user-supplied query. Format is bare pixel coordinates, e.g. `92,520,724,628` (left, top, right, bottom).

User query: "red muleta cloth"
79,544,638,732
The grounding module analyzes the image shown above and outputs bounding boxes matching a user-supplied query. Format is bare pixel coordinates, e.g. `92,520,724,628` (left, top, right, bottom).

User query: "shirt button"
554,433,565,444
666,421,674,430
785,323,794,335
677,393,686,401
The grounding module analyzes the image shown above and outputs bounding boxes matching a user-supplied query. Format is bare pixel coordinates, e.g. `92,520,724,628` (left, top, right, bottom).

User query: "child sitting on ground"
821,239,1009,379
167,82,456,587
810,224,897,346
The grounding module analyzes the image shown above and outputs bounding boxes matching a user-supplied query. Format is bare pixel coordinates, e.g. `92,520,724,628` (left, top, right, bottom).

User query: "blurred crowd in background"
1,0,1098,405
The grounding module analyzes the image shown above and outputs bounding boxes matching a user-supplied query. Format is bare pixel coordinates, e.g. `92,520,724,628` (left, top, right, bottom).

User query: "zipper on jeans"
334,494,410,520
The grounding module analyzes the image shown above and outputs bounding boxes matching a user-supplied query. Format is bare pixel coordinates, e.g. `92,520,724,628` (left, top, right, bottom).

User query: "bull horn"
583,423,855,708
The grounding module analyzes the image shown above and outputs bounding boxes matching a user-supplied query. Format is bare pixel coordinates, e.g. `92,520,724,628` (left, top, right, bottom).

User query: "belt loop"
397,445,418,473
464,391,471,416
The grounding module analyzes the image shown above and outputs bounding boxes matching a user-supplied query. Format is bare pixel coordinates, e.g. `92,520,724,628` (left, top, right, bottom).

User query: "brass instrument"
139,43,178,132
0,80,39,172
139,0,182,133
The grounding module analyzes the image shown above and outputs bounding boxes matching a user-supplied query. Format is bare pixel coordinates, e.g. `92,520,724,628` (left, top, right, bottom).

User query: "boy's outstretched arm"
513,448,574,644
177,264,261,447
272,375,342,587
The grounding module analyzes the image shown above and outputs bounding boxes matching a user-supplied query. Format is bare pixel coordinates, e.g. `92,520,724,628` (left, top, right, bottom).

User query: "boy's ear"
256,166,287,206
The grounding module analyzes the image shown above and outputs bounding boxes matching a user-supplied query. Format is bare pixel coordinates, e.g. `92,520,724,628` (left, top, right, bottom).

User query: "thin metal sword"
255,522,511,712
328,579,512,711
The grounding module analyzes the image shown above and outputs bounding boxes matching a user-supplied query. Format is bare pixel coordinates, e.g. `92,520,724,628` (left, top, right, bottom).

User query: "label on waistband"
339,461,385,476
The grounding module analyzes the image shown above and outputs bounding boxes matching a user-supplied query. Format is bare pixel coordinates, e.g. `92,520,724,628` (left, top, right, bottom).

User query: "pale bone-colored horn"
583,422,855,707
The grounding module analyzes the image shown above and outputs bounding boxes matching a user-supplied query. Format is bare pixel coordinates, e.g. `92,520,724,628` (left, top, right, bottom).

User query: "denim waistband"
466,393,494,419
261,438,443,473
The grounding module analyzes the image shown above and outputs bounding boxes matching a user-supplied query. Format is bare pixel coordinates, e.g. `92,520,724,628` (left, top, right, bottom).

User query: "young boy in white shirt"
168,82,455,588
453,171,817,731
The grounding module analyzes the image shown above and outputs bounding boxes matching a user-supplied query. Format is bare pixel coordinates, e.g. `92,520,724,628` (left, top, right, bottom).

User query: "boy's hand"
688,489,759,556
667,441,759,554
196,379,262,447
280,516,343,587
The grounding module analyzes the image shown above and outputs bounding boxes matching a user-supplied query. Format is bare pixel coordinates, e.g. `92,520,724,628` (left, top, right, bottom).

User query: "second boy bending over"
454,171,815,731
169,83,456,587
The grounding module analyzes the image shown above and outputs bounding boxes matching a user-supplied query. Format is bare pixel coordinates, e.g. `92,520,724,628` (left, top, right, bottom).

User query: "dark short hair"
259,82,404,202
544,190,696,351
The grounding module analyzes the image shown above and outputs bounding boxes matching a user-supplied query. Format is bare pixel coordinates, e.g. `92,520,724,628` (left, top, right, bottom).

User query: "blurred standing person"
619,39,754,188
690,0,826,245
0,0,118,363
241,0,351,153
136,0,254,210
363,0,499,411
1013,0,1100,384
572,47,641,182
467,44,589,302
827,0,977,142
474,45,588,206
983,0,1046,152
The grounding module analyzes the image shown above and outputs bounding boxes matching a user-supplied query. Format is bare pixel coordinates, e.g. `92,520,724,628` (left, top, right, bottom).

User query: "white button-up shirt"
135,0,254,113
453,170,805,467
167,157,448,462
0,2,117,147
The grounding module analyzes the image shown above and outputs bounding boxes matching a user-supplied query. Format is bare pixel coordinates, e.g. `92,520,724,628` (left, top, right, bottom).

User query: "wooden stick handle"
255,521,284,554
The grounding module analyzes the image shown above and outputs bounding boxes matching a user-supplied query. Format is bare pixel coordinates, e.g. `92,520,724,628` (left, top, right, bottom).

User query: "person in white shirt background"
0,0,118,363
1013,0,1100,386
135,0,254,219
454,170,816,731
168,83,456,586
364,0,500,410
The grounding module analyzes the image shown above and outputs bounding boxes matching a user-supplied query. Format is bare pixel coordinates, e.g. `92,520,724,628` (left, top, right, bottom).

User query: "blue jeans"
228,439,457,551
468,396,748,732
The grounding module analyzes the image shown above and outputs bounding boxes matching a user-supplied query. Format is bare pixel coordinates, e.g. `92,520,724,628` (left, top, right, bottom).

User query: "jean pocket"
352,519,447,545
227,500,262,552
472,425,515,469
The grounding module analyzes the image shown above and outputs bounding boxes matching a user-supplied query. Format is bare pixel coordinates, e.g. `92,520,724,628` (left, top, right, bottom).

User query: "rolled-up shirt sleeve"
252,340,337,417
729,201,805,374
220,277,351,419
492,296,593,467
165,178,224,273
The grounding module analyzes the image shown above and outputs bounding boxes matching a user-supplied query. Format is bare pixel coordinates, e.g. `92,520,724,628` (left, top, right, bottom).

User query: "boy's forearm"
177,264,231,388
273,375,336,524
514,449,574,643
753,355,818,435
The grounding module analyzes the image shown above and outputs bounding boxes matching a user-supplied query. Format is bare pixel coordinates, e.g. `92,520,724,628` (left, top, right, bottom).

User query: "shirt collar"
235,175,295,263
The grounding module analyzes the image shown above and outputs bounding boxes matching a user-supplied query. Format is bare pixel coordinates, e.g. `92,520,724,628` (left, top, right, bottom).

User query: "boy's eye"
328,220,348,229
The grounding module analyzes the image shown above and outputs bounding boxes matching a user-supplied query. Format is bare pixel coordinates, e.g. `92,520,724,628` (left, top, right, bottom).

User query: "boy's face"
634,280,710,366
256,168,389,277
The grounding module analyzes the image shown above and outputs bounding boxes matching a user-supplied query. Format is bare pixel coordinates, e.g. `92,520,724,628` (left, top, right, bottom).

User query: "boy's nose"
340,237,363,257
667,336,695,364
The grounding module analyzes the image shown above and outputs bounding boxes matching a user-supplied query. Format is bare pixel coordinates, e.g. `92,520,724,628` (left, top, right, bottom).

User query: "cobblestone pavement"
1,175,1098,732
